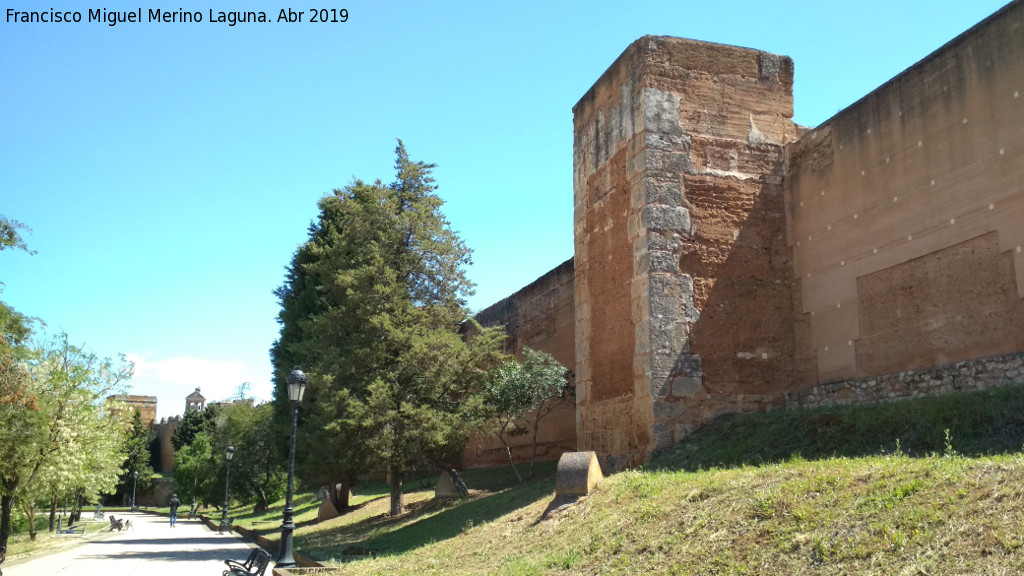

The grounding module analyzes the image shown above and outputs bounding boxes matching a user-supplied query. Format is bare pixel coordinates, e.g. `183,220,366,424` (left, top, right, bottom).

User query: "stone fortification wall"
473,1,1023,469
573,36,800,468
464,259,577,468
785,351,1024,411
784,0,1024,386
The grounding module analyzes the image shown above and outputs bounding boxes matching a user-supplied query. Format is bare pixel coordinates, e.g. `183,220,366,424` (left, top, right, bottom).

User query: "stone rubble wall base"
783,351,1024,410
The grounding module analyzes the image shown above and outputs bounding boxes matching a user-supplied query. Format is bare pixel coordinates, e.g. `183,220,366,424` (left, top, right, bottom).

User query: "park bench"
223,549,259,573
109,516,125,531
58,524,86,536
56,518,86,536
222,548,271,576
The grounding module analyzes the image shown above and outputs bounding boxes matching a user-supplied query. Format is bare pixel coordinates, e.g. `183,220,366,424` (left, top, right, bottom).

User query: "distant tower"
185,387,206,412
107,394,158,428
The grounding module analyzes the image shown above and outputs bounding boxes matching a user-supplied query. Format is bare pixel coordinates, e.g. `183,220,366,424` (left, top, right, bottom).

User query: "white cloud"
123,353,272,420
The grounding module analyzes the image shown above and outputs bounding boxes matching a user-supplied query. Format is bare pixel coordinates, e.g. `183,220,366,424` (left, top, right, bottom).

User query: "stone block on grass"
555,451,604,497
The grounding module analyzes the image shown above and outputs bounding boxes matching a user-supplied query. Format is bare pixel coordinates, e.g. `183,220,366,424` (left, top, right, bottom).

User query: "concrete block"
317,498,340,522
555,451,605,497
434,471,467,498
316,487,353,522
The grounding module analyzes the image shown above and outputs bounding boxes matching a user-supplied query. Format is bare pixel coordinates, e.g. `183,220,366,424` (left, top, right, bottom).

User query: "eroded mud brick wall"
465,259,577,468
785,1,1024,385
573,37,800,466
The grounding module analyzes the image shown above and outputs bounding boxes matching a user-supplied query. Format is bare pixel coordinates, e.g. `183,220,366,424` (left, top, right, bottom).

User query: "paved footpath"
4,511,258,576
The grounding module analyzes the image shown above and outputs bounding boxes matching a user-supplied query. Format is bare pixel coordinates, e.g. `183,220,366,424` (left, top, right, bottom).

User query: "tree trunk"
529,399,548,478
496,432,523,483
1,493,14,554
20,498,36,541
329,477,351,512
253,489,268,516
48,496,57,533
70,492,82,524
388,465,403,516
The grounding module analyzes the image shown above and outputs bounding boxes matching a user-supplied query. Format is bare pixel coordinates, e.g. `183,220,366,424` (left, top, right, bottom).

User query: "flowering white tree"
0,334,132,543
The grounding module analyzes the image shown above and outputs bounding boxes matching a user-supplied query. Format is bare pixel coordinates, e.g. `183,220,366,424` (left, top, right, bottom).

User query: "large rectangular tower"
572,36,800,468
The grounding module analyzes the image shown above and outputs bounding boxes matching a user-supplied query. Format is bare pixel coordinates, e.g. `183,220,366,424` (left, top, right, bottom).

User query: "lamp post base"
275,507,296,567
277,400,302,567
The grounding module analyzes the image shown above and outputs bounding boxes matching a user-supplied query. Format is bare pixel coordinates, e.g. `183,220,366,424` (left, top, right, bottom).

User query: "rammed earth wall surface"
474,0,1024,468
784,0,1024,386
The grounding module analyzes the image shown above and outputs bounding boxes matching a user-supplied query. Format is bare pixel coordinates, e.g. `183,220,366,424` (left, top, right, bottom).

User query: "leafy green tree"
37,394,125,534
115,409,154,502
0,216,34,255
0,337,43,549
0,334,132,548
0,214,37,550
517,349,570,476
172,431,216,509
214,402,286,514
482,361,531,482
483,348,570,479
171,403,221,451
272,141,506,515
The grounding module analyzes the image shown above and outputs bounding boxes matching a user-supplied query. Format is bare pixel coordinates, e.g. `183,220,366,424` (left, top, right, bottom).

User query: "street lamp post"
275,366,307,568
219,445,235,534
131,470,139,511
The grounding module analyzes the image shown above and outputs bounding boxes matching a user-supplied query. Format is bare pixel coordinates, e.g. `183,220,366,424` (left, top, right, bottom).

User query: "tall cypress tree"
272,141,504,515
117,409,154,500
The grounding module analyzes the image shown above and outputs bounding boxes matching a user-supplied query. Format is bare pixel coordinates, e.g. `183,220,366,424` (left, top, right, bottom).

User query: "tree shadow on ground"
249,496,387,538
296,474,555,559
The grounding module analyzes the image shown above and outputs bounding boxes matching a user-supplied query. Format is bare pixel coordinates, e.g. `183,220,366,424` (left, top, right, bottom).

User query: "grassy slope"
253,385,1024,575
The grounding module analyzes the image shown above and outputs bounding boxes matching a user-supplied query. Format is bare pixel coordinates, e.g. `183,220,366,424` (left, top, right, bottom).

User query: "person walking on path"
168,494,181,527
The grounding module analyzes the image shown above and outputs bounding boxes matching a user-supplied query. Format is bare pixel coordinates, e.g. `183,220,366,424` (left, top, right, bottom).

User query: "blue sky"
1,0,1009,419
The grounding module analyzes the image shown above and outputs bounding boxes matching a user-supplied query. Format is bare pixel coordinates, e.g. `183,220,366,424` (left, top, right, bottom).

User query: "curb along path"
4,511,253,576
